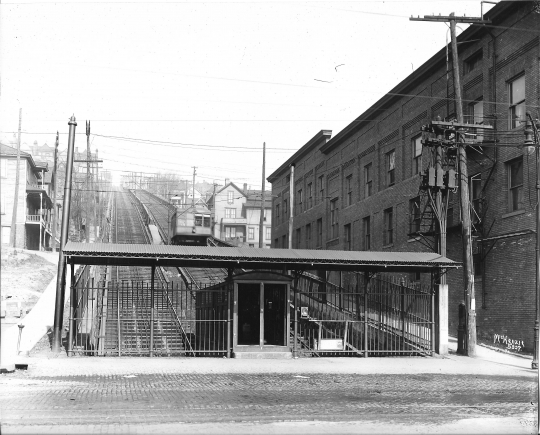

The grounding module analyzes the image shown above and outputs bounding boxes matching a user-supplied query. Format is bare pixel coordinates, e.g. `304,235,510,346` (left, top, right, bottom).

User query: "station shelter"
59,243,459,359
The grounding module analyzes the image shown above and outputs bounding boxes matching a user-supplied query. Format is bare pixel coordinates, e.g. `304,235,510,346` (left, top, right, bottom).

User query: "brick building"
268,2,540,351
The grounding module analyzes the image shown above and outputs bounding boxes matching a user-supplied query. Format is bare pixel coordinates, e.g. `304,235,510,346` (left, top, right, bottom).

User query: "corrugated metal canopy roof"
63,242,460,272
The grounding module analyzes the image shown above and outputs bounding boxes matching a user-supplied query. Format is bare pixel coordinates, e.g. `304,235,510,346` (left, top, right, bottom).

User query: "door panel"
263,284,286,346
237,284,260,345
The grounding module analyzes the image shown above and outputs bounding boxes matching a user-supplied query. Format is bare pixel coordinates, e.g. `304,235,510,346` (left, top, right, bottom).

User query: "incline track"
101,188,193,356
132,189,229,288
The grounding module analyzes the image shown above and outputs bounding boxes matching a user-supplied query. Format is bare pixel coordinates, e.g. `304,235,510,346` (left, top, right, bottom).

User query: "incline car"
169,203,212,246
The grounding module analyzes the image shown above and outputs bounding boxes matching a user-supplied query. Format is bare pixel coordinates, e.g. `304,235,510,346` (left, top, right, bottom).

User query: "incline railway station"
55,188,460,359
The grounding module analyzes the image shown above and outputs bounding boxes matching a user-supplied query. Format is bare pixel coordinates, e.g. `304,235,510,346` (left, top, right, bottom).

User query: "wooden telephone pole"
51,132,59,251
259,142,266,248
411,12,491,357
73,121,102,243
10,109,22,248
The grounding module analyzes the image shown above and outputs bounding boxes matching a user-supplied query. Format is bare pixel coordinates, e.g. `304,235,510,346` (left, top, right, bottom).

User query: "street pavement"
0,339,538,435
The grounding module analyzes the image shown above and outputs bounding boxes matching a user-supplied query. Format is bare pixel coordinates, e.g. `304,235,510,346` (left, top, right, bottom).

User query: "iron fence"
68,280,229,357
292,273,434,357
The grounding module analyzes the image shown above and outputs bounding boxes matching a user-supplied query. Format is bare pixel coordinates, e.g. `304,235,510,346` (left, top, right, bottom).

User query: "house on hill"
1,143,55,250
207,181,272,247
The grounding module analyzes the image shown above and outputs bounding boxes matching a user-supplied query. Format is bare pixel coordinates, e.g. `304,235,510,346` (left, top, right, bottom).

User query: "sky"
0,0,496,190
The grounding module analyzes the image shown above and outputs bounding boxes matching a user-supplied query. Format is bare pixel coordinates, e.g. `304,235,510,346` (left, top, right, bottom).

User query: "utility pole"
411,11,491,357
52,115,77,353
192,166,197,207
51,132,59,252
85,120,91,243
95,148,99,238
10,108,22,248
259,142,266,248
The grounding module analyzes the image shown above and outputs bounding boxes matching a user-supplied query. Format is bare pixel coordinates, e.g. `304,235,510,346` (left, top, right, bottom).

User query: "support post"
293,282,298,358
149,266,155,357
39,191,43,251
400,278,405,350
52,115,77,353
227,268,233,358
68,262,75,356
364,273,369,357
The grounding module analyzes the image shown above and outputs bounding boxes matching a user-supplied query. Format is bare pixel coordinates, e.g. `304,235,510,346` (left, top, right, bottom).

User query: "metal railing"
68,280,229,357
292,273,434,357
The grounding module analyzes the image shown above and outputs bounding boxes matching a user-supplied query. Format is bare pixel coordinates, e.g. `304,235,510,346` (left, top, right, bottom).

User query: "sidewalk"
0,251,72,372
10,336,537,378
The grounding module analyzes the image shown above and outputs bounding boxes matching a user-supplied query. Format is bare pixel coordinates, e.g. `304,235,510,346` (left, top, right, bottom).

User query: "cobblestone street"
0,360,537,434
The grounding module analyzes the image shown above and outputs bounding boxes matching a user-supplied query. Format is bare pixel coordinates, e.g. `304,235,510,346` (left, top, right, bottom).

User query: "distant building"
208,182,272,247
1,143,55,250
22,141,55,165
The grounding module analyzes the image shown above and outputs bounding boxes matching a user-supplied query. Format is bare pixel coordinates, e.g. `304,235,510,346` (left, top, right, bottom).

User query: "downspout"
288,164,295,249
482,28,498,309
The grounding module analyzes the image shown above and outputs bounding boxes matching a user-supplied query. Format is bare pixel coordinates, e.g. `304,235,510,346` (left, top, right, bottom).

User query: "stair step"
233,351,292,359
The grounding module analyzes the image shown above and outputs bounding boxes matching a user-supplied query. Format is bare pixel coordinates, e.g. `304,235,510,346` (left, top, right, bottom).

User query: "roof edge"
267,130,332,182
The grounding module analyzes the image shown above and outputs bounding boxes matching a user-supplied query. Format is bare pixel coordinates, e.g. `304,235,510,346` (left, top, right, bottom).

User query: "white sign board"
319,339,343,350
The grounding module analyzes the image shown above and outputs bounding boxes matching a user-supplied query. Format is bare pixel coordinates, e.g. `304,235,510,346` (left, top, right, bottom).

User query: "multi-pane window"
307,183,313,209
306,223,311,249
248,227,255,240
225,227,236,239
275,203,280,219
316,218,323,247
412,135,422,175
227,191,234,204
283,199,288,219
410,197,421,234
297,189,303,213
344,224,351,251
225,208,236,219
508,158,523,212
318,175,325,204
473,253,483,277
363,216,371,250
364,163,373,198
295,228,301,248
345,175,353,207
384,207,393,245
282,234,287,249
386,150,396,186
265,227,271,240
464,50,482,75
469,99,484,142
330,198,339,239
509,74,525,129
470,173,482,223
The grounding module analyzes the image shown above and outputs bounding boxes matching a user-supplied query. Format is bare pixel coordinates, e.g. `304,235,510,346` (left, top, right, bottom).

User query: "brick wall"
270,3,540,351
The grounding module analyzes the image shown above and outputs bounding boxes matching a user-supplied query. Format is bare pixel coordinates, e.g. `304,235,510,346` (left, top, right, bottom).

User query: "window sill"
382,243,394,249
502,210,525,219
